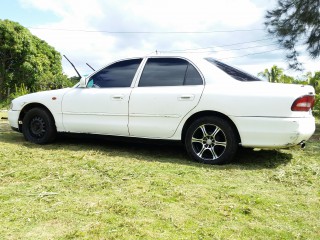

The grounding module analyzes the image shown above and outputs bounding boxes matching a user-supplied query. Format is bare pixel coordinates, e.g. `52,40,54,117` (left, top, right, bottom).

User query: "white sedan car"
8,55,316,164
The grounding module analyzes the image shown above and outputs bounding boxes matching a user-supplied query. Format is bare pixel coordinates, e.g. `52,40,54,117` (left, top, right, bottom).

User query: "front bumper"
232,116,316,148
8,110,21,132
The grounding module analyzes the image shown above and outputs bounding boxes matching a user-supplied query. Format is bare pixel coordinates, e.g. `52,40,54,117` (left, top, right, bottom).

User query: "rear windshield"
205,58,262,82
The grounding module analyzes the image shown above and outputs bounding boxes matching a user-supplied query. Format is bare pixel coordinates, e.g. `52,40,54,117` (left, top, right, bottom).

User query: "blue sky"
1,0,318,77
0,0,59,26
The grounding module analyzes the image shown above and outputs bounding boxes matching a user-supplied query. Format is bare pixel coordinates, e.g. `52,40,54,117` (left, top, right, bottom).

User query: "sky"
0,0,319,77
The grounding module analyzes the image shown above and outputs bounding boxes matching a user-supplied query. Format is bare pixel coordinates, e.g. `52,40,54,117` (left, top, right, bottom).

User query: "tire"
185,116,238,164
22,108,57,144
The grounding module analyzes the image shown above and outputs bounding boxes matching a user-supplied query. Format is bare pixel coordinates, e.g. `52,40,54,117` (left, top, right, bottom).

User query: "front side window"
139,58,203,87
87,58,142,88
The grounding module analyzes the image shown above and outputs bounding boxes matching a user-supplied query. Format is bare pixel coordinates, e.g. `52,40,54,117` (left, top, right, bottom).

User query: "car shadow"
233,147,292,169
45,133,294,169
0,130,292,170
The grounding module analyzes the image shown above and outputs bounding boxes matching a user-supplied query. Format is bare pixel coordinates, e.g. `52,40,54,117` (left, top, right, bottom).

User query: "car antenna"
86,63,95,71
63,55,81,79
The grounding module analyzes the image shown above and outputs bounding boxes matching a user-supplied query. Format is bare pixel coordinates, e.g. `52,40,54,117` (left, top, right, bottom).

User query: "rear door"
129,57,204,138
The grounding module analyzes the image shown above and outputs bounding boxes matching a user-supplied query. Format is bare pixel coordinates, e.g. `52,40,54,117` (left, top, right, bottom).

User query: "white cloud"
18,0,319,76
114,0,262,30
20,0,104,21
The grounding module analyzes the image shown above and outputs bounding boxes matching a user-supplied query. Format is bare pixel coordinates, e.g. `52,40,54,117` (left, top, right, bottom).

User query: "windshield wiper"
63,55,81,79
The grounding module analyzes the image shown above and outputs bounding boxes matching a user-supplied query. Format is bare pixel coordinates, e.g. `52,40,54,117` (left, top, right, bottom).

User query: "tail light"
291,95,315,111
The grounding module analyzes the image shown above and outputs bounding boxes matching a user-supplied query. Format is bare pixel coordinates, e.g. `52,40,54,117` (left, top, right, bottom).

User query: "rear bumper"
232,116,315,148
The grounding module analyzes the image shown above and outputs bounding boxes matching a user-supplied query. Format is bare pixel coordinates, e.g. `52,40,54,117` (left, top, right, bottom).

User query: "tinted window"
205,58,261,82
184,64,203,85
88,59,142,88
139,58,203,87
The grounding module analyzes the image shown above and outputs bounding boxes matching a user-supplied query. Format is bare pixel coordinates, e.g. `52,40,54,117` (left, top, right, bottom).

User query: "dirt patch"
310,134,320,141
0,119,11,133
310,123,320,141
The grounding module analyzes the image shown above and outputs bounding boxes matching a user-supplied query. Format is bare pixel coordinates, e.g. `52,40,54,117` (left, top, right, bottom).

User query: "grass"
0,111,319,239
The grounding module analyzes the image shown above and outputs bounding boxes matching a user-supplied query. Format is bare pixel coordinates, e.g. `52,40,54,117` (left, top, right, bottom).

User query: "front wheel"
22,108,57,144
185,117,238,164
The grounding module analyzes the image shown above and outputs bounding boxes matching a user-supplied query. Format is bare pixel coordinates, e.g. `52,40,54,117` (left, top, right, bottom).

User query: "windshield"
205,58,262,82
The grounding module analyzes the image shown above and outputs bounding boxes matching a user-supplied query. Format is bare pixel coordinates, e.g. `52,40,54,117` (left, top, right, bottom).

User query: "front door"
62,58,142,136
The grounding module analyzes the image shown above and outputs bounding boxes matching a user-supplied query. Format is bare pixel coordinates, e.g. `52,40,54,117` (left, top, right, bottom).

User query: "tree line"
0,19,77,103
258,65,320,87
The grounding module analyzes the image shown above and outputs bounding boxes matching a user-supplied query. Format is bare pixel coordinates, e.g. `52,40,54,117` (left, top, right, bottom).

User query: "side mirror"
79,76,87,88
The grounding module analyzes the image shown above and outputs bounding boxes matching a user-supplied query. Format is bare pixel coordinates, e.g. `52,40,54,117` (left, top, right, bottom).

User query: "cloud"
18,0,319,76
20,0,104,21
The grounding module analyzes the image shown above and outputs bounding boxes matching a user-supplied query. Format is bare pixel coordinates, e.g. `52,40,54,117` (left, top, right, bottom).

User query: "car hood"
12,88,71,111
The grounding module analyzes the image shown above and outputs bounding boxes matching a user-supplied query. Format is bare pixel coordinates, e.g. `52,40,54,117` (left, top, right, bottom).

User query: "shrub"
313,94,320,117
9,83,29,100
0,84,30,109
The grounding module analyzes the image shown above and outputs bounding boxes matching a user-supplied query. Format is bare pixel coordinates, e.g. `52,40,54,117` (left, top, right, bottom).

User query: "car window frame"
135,56,204,88
84,57,143,89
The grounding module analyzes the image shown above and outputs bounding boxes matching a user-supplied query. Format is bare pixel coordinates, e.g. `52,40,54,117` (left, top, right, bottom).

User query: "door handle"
112,95,124,100
178,95,195,101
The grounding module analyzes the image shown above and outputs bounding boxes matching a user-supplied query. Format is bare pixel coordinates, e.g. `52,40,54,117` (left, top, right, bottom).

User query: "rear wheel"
185,116,238,164
22,108,57,144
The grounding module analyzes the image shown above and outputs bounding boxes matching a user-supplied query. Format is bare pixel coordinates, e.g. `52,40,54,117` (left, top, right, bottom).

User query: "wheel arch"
181,111,241,144
18,103,55,131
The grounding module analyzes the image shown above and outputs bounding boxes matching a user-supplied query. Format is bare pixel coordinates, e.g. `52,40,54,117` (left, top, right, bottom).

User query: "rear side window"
139,58,203,87
205,58,262,82
88,58,142,88
185,63,203,85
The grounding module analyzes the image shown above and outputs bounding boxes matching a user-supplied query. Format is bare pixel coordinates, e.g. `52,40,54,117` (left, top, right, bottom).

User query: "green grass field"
1,111,319,239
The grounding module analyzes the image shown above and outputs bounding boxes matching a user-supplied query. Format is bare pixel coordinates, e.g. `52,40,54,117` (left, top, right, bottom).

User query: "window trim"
135,56,204,87
84,57,143,88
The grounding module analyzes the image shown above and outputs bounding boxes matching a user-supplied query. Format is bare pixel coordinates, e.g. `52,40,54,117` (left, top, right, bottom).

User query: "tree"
0,19,71,100
265,0,320,70
258,65,284,83
304,71,320,90
69,76,81,86
304,71,320,116
279,74,295,84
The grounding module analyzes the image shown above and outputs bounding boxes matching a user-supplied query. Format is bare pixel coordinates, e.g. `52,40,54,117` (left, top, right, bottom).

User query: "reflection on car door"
129,57,204,138
62,58,142,136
